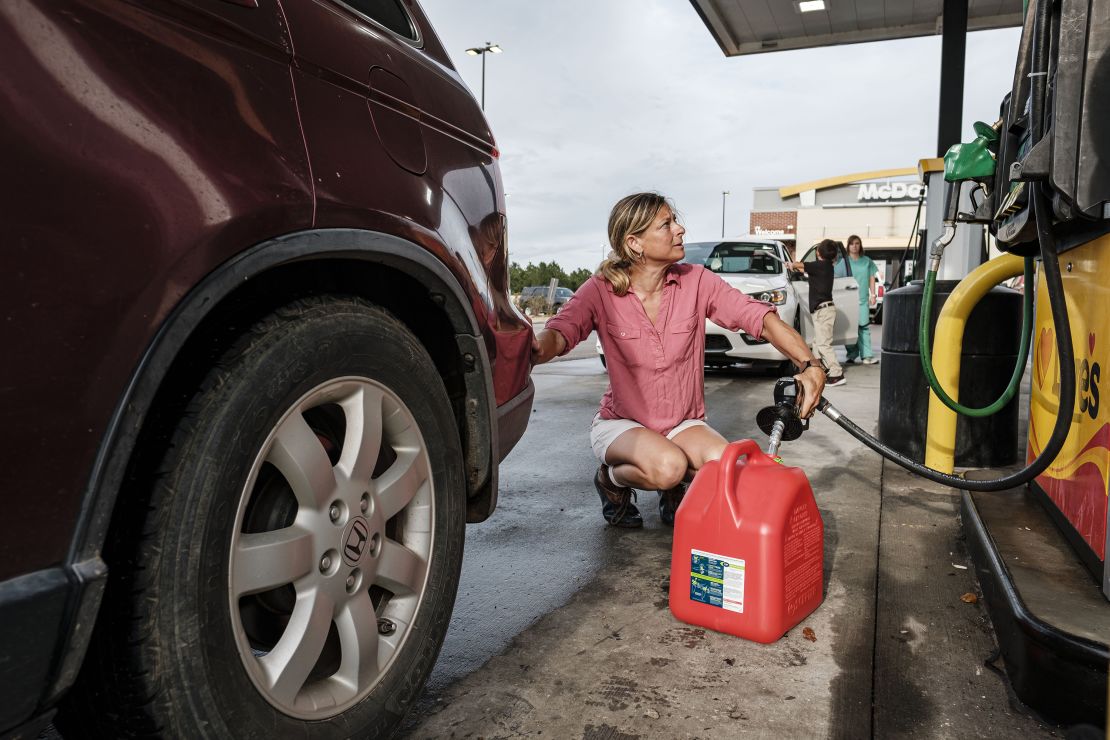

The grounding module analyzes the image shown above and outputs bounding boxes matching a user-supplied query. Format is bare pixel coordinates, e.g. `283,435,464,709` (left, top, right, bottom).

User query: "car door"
793,243,857,345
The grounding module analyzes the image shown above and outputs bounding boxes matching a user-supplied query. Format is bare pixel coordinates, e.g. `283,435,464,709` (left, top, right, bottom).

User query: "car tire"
58,296,464,739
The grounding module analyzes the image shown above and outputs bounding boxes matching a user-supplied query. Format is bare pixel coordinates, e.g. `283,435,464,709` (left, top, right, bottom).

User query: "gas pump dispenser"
801,0,1110,726
925,0,1110,599
994,1,1110,601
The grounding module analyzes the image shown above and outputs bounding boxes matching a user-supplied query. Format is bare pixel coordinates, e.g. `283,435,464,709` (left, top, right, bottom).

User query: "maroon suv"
0,1,533,736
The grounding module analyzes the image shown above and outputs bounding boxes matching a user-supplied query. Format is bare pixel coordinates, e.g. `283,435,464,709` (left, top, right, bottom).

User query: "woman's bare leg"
604,427,689,490
669,424,729,479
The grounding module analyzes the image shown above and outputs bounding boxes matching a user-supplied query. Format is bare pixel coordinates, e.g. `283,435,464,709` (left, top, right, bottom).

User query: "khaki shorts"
589,414,708,463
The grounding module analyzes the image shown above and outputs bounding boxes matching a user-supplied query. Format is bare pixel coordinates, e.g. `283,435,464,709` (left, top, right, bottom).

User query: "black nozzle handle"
943,179,962,223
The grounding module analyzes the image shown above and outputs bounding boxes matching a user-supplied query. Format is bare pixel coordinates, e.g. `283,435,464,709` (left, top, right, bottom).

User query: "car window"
337,0,417,40
683,242,782,275
838,245,853,277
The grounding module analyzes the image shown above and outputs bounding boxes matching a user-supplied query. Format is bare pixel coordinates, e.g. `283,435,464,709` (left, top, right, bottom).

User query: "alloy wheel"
228,377,434,719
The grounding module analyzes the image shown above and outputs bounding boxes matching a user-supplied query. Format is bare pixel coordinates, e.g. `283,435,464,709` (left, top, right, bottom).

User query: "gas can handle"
720,439,765,508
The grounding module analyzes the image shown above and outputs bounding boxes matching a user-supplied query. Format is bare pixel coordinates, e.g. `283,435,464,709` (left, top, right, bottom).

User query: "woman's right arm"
531,279,600,365
531,329,567,365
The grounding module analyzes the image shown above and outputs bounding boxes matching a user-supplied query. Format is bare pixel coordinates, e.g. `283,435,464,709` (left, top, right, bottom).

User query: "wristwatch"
799,359,828,375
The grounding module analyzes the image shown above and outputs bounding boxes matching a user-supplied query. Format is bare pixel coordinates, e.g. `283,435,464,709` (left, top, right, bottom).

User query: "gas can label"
690,549,745,613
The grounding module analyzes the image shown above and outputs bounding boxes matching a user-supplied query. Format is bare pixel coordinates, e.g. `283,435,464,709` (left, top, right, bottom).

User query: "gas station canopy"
689,0,1024,57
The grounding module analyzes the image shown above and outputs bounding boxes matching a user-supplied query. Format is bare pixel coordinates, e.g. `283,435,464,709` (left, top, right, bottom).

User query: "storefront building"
749,168,926,259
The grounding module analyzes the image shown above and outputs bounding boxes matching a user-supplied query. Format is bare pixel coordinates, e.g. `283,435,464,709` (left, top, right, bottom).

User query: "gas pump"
922,0,1110,601
797,0,1110,726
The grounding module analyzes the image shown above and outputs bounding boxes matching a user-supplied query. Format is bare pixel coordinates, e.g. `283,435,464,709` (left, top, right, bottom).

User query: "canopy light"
796,0,826,12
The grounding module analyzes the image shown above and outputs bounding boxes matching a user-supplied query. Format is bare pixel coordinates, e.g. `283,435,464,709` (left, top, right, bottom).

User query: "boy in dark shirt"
791,239,846,386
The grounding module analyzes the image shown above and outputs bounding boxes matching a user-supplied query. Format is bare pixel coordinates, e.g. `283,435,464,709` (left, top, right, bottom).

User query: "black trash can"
878,280,1023,468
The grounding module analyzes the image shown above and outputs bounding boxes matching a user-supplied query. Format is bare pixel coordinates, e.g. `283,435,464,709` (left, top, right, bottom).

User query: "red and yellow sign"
1028,235,1110,561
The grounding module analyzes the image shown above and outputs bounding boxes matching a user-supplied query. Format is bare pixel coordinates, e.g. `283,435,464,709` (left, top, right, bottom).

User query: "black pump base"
878,281,1022,467
961,486,1109,727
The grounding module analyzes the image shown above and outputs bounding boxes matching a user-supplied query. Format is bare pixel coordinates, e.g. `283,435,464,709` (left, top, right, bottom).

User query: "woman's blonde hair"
597,192,673,296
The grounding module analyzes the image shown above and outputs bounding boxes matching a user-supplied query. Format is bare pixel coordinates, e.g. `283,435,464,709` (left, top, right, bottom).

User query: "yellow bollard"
924,254,1027,473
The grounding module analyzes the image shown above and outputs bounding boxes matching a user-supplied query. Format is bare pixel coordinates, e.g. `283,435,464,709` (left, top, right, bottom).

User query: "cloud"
420,0,1021,270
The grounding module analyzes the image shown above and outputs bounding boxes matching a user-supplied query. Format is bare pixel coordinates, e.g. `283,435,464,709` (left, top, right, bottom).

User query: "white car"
597,238,856,372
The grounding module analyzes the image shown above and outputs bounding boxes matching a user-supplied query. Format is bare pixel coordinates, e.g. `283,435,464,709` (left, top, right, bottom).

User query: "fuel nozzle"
932,120,1002,271
756,378,809,457
929,180,962,272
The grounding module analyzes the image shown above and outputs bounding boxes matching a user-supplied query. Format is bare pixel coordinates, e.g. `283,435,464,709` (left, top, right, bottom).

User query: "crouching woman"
531,193,825,527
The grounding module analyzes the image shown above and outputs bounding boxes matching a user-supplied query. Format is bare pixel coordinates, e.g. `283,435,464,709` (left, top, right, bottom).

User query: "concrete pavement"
401,344,1061,738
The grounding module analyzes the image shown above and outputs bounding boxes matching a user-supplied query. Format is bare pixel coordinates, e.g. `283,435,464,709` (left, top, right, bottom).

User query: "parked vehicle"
517,285,574,313
596,238,853,371
872,281,887,323
0,2,533,738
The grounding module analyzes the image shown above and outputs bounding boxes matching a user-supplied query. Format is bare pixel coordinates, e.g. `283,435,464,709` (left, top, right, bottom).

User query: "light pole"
464,42,502,110
721,191,730,238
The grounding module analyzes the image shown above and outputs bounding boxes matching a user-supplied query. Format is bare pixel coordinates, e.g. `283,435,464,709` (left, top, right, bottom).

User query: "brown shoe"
658,484,686,526
594,465,643,528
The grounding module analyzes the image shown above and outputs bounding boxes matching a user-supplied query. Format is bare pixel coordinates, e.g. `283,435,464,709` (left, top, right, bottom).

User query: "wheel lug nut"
329,504,341,522
344,568,362,594
360,497,369,513
377,618,396,635
320,555,332,572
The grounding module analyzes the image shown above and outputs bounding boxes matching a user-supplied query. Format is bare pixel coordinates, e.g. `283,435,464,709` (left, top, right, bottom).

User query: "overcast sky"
420,0,1022,272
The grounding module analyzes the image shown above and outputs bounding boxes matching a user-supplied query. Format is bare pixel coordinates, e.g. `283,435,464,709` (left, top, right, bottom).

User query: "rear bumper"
0,569,68,734
497,378,534,462
0,558,106,736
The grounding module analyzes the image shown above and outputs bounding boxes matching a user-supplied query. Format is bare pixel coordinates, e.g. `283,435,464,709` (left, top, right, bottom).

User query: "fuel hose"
814,0,1073,491
918,256,1035,417
817,191,1073,491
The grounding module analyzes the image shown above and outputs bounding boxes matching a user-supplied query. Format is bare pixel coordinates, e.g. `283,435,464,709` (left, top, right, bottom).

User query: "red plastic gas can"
669,439,824,643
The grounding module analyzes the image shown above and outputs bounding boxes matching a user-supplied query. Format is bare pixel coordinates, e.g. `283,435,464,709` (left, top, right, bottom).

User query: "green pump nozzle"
943,120,1000,183
931,121,1002,270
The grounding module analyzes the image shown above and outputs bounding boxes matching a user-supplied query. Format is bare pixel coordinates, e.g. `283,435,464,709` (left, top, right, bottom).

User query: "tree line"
509,261,594,293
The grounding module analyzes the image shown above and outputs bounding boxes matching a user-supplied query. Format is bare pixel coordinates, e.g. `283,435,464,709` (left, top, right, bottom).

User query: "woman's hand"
760,312,825,418
794,366,825,419
530,328,566,365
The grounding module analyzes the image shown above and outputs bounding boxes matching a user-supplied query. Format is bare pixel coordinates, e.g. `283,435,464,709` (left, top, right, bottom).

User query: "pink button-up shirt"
545,263,776,434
